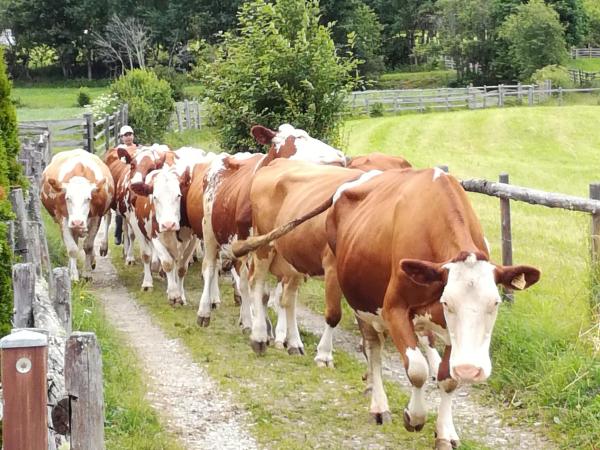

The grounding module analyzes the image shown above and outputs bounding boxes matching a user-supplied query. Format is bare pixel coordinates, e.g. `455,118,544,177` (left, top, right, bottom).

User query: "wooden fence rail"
19,104,128,155
571,47,600,59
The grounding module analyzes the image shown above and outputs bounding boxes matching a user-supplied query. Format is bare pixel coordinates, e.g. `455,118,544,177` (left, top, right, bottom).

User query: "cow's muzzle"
160,221,179,232
452,364,486,383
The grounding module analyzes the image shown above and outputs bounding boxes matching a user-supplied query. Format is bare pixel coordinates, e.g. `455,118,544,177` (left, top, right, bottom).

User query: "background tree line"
0,0,598,84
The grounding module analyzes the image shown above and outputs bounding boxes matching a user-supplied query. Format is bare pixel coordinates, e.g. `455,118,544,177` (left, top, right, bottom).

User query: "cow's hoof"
274,341,285,350
159,270,166,279
100,248,108,257
141,286,153,292
197,316,210,327
127,260,135,266
403,409,425,432
82,275,92,283
211,302,220,310
315,359,335,368
91,262,96,270
250,340,267,356
287,346,305,356
372,411,392,425
434,438,456,450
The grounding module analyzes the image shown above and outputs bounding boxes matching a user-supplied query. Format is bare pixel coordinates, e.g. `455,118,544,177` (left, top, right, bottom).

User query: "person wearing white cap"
114,125,137,245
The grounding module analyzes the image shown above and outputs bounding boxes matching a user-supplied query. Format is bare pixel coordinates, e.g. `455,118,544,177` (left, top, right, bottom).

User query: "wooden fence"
19,104,128,155
568,69,600,86
1,133,105,449
170,100,208,132
571,47,600,59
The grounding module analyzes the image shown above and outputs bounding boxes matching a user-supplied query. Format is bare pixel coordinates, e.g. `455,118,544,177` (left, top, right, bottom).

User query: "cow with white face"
131,158,199,305
41,149,114,281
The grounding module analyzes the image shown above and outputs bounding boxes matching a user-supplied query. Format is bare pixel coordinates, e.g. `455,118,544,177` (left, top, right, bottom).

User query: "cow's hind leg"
315,248,342,368
100,212,111,256
248,246,274,355
281,275,304,355
435,346,460,450
236,260,254,333
124,218,136,265
418,333,442,381
62,220,80,281
356,316,390,424
197,218,220,326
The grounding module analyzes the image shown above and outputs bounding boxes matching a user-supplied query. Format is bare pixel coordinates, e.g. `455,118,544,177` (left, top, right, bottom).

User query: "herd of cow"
39,123,541,449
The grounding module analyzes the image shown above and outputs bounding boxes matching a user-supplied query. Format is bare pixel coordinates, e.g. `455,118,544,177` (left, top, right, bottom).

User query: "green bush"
152,65,187,102
76,87,92,107
111,69,174,144
0,47,21,338
531,65,574,89
201,0,358,151
369,102,384,117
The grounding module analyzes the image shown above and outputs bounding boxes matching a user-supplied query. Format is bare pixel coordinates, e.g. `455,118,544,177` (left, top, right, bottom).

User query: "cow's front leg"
356,316,390,424
82,216,101,280
386,306,428,432
62,219,80,281
267,282,286,349
281,275,304,355
123,216,136,265
249,246,274,355
153,234,181,305
176,231,198,305
435,346,460,450
236,260,253,332
197,219,220,326
419,333,442,381
100,212,111,256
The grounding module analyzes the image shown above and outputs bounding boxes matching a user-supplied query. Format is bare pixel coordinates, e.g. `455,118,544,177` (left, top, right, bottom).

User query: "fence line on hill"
571,47,600,59
568,69,600,86
18,104,128,155
170,99,208,132
1,132,105,450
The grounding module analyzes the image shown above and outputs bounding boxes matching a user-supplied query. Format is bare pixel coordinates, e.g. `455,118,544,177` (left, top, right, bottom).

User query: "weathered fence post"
558,87,563,106
499,173,514,302
65,332,105,450
176,104,183,132
499,84,504,107
0,330,49,450
52,267,72,336
517,82,522,102
123,103,129,126
84,113,94,153
528,86,534,106
113,110,120,146
196,102,201,129
483,85,487,108
104,115,111,151
590,183,600,265
185,99,191,130
9,187,30,261
13,262,35,328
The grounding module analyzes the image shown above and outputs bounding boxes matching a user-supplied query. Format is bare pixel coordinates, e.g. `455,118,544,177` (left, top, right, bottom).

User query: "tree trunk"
87,49,93,80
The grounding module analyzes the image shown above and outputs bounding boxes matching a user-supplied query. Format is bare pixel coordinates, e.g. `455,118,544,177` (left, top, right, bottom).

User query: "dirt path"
296,305,557,450
90,254,258,450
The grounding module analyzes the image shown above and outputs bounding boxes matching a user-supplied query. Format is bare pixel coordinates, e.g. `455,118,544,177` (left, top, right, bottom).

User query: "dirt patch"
90,254,258,450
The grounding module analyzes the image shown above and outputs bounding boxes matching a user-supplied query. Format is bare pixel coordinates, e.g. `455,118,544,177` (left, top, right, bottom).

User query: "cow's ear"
251,125,277,145
179,167,191,189
48,178,64,193
117,147,132,163
495,265,540,290
130,182,153,196
400,259,447,286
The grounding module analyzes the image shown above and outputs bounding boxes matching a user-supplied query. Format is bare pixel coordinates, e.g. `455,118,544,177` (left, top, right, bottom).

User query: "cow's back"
348,152,411,171
328,168,487,311
252,159,363,275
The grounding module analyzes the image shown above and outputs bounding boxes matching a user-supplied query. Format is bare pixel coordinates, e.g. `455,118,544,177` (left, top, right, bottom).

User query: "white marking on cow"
436,389,459,442
355,308,387,333
273,124,347,165
433,167,445,181
57,149,104,181
333,170,383,204
406,347,429,386
64,176,98,228
484,236,491,253
441,253,500,381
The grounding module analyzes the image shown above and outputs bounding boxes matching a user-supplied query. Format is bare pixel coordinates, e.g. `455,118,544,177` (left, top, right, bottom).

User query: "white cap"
119,125,134,136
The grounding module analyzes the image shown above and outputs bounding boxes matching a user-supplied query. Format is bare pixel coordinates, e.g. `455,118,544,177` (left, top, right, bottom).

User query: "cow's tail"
231,195,334,258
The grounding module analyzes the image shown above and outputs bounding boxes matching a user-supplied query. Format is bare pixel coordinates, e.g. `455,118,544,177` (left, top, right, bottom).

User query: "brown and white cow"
195,124,347,328
326,168,540,448
130,147,215,304
41,149,114,281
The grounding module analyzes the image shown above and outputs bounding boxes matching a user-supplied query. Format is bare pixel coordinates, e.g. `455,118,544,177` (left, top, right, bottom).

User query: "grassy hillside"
343,106,600,448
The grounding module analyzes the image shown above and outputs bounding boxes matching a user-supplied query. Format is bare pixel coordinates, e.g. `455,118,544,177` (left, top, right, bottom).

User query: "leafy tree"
499,0,568,80
201,0,358,151
546,0,586,47
111,69,174,143
583,0,600,46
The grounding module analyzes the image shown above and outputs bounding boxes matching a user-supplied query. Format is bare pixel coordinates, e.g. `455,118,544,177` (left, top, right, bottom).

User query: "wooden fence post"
499,84,504,107
52,267,72,336
528,86,534,106
113,110,120,147
499,173,514,302
0,330,49,450
176,104,183,132
65,332,105,450
123,103,129,126
558,87,563,106
104,115,111,151
185,99,191,131
84,113,94,153
196,102,201,129
483,85,487,108
13,262,35,328
9,187,30,260
590,183,600,265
